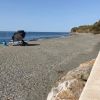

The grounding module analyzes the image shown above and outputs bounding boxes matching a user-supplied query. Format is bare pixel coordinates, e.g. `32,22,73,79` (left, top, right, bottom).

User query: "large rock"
47,59,95,100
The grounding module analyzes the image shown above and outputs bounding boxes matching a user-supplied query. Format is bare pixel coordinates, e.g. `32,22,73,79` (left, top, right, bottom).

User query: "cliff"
71,20,100,34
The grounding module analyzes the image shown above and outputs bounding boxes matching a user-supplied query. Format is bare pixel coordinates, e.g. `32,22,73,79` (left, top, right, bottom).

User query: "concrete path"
79,51,100,100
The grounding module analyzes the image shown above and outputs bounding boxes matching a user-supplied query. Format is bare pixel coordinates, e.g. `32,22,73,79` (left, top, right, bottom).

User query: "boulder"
47,59,95,100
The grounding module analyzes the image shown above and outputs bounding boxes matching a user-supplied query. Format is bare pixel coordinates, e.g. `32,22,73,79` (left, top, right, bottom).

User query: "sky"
0,0,100,32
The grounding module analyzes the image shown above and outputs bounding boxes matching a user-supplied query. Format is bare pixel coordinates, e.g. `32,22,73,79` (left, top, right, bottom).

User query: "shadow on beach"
12,43,40,46
27,43,40,46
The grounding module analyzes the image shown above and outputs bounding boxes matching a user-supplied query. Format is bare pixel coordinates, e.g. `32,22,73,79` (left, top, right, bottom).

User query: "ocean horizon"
0,31,70,43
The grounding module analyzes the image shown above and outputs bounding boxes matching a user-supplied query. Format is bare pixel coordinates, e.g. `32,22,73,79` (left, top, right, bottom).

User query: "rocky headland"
71,20,100,34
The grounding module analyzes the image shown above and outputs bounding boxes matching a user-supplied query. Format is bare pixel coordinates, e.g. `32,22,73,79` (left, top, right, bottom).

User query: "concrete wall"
79,51,100,100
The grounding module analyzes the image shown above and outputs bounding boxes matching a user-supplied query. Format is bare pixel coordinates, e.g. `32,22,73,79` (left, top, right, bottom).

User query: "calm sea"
0,31,70,43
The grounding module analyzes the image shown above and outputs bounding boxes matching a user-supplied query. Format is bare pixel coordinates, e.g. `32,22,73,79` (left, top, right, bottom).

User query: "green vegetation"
71,20,100,34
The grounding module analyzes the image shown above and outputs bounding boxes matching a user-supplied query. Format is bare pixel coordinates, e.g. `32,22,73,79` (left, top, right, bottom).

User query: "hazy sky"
0,0,100,32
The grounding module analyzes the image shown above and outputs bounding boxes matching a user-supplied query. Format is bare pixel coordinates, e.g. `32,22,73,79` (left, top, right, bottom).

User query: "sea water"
0,31,70,43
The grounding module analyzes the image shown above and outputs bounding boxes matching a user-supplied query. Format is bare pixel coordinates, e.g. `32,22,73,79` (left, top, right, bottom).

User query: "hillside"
71,20,100,34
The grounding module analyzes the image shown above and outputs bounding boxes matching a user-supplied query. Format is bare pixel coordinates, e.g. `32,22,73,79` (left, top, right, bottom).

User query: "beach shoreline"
0,33,100,100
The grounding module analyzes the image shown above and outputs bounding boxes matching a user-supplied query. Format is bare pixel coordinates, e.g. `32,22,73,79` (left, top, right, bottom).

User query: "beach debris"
0,40,7,46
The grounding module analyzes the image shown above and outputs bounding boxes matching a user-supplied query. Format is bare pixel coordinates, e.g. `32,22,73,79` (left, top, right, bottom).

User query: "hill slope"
71,20,100,34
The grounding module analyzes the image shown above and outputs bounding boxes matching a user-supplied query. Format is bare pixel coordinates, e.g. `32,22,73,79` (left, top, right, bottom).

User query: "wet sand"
0,33,100,100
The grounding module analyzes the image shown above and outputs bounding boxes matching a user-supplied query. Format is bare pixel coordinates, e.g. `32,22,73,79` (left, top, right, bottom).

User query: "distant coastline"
71,20,100,34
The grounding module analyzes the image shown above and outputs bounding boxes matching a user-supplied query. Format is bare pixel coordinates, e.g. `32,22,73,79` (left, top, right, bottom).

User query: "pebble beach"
0,33,100,100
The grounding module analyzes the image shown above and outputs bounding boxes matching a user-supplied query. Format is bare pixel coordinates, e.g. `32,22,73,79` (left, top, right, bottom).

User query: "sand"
0,33,100,100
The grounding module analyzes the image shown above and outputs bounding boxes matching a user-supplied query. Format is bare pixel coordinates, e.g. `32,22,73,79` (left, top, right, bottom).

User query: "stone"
47,59,95,100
